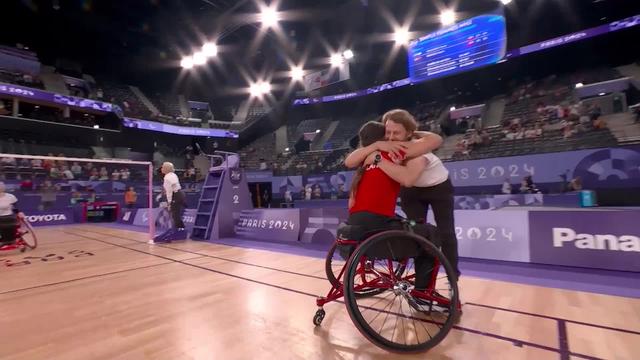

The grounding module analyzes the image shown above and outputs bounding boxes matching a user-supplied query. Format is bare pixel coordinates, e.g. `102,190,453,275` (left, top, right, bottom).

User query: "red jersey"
349,152,400,217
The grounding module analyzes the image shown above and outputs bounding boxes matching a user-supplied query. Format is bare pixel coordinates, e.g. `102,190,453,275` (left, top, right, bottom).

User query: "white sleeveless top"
413,153,449,188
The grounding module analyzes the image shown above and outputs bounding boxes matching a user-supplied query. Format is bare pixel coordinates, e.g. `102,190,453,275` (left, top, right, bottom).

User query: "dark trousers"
347,211,440,289
400,178,460,278
171,191,186,229
0,215,17,244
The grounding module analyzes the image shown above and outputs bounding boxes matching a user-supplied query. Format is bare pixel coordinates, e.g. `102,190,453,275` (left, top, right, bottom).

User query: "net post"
148,162,155,244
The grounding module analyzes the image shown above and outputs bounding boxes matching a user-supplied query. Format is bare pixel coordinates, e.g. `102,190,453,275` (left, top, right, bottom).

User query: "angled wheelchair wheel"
17,218,38,250
325,241,406,298
343,230,459,353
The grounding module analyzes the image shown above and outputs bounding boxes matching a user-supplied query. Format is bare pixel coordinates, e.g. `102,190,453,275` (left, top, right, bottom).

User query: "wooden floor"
1,225,638,360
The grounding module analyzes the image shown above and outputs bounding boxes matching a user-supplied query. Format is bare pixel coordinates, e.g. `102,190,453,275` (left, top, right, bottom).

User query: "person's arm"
401,131,443,159
163,176,174,204
377,156,427,187
344,142,408,168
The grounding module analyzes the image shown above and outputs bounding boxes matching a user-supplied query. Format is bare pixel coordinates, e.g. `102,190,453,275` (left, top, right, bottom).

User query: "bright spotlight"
250,82,271,97
261,7,280,27
450,106,456,111
259,82,271,94
315,129,321,134
394,28,410,45
181,56,194,69
342,49,354,60
500,0,512,5
291,66,304,81
440,10,456,26
598,92,606,96
575,83,584,88
192,52,207,65
330,54,344,67
202,43,218,57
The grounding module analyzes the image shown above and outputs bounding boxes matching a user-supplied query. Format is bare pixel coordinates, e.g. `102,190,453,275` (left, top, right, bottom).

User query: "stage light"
450,106,456,111
250,82,271,97
342,49,354,60
330,53,344,67
93,125,100,129
315,129,321,133
291,66,304,81
259,82,271,94
500,0,512,5
181,56,194,69
192,52,207,65
394,28,410,45
250,83,262,97
261,7,280,27
202,43,218,57
575,83,584,88
440,10,456,26
599,92,606,96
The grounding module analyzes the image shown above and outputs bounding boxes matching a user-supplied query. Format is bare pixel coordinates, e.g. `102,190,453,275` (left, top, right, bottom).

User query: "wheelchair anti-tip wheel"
343,230,459,353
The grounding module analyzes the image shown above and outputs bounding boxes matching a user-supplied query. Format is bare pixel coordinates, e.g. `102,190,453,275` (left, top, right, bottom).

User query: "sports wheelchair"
0,216,38,252
314,219,460,353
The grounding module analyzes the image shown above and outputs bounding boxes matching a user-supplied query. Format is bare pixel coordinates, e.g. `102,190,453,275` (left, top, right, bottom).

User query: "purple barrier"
234,209,301,242
129,208,196,232
428,210,531,262
528,211,640,272
0,82,120,114
123,117,238,138
24,209,75,227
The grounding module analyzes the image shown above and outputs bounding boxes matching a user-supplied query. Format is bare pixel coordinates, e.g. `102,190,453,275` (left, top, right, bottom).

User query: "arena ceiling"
4,0,640,101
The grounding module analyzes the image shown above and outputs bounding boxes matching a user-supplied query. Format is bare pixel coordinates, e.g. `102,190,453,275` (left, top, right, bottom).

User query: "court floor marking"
0,262,173,296
77,227,640,336
49,229,611,359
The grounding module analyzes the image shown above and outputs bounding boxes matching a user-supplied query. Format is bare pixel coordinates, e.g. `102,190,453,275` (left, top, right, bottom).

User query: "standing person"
161,162,185,232
345,109,459,279
124,187,138,208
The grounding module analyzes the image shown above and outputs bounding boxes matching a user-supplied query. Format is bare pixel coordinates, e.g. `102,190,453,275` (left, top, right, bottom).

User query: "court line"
558,320,570,360
76,227,329,281
78,228,640,336
79,228,640,336
465,302,640,336
63,230,605,359
0,262,172,296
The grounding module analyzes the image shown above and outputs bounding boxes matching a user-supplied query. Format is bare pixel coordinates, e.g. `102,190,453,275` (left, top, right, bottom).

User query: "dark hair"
350,121,386,197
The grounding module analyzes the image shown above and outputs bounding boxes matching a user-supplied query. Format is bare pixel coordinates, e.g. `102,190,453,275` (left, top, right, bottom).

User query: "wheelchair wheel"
325,242,406,298
343,230,459,353
17,218,38,250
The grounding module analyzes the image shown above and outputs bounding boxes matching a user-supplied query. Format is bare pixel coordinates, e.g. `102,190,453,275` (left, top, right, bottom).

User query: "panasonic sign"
552,227,640,252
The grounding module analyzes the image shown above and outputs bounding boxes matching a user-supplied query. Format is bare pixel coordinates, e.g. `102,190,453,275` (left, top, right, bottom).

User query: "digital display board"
408,14,507,83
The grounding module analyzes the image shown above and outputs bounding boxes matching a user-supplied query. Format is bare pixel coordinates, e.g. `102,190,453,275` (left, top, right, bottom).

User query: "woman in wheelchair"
346,121,442,291
0,181,25,246
314,120,459,353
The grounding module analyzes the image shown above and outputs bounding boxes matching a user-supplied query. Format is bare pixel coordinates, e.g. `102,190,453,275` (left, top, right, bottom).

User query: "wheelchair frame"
314,227,461,353
0,217,38,253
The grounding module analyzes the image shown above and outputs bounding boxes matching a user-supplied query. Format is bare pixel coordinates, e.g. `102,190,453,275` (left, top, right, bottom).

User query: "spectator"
502,179,512,194
99,167,109,180
71,162,82,178
62,166,74,180
569,177,583,192
111,169,121,181
124,187,137,208
39,180,57,210
120,168,130,181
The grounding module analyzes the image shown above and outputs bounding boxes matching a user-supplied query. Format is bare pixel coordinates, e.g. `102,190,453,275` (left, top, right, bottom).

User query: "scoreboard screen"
408,13,507,83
